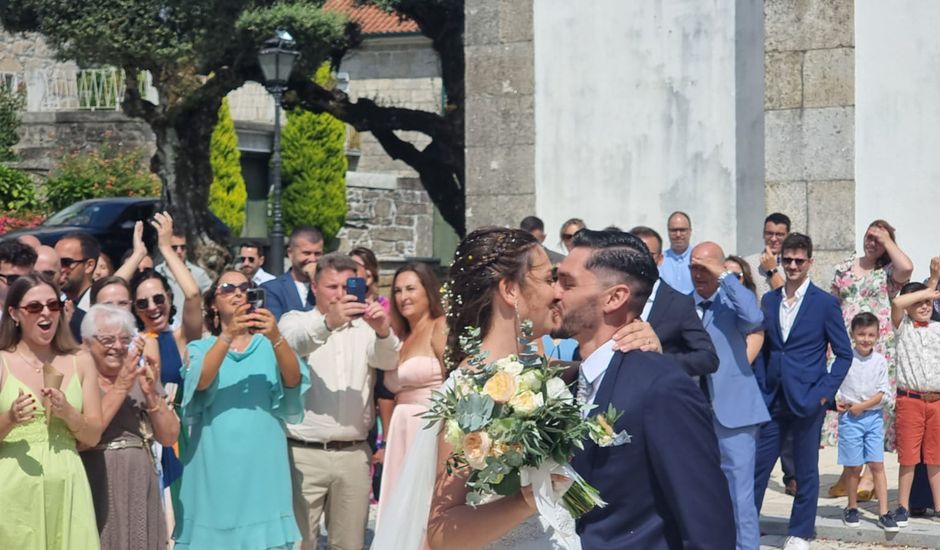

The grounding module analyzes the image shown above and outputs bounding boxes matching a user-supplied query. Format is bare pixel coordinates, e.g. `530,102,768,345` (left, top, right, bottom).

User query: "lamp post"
257,29,299,276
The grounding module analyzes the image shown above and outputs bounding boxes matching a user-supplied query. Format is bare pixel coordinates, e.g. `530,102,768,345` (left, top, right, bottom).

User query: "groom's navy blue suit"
571,350,735,550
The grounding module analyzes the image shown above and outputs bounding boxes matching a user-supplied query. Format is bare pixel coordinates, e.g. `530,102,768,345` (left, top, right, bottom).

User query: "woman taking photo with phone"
0,274,104,548
173,270,309,549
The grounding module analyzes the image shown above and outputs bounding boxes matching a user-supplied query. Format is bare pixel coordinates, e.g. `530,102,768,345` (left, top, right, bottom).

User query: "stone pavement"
332,446,940,548
759,446,940,548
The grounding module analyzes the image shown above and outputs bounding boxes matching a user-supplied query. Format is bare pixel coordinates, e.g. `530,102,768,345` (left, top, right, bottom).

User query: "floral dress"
823,257,903,451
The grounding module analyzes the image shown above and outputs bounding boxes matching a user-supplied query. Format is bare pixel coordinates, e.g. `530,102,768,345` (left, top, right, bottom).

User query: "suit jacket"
572,351,735,550
757,282,853,418
699,277,770,429
261,270,314,321
648,280,719,377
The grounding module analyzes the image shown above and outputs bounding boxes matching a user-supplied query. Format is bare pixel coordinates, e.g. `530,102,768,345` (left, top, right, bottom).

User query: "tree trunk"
149,98,231,277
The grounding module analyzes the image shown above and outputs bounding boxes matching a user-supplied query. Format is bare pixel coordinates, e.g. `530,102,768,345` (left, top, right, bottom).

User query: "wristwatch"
764,267,778,278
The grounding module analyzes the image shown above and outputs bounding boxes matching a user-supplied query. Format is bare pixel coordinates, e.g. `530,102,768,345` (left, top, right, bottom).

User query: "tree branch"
121,67,159,124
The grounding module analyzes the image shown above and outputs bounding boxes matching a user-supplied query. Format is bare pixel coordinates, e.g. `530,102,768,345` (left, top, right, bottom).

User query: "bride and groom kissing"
375,227,735,550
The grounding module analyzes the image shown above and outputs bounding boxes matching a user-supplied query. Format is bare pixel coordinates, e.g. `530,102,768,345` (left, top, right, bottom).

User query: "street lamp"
258,29,299,276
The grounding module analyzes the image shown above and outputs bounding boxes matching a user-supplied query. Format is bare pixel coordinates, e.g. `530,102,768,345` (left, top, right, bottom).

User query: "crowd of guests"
1,206,939,550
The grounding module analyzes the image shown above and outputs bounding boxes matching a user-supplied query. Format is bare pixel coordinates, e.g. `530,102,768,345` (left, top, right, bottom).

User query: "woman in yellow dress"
0,274,104,549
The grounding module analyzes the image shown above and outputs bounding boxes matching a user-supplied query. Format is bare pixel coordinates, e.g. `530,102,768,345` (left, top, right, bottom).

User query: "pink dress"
376,356,443,521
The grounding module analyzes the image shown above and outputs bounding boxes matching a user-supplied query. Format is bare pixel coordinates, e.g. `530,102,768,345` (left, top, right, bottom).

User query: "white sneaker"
783,536,811,550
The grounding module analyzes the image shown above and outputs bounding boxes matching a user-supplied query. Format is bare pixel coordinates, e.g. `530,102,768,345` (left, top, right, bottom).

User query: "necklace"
16,348,52,374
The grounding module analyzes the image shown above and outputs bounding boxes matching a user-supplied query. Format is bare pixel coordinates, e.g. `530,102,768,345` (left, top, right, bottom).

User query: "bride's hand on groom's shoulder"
611,320,662,353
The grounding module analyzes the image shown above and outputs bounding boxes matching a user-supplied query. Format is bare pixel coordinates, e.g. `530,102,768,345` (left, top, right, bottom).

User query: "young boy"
836,312,897,531
891,280,940,526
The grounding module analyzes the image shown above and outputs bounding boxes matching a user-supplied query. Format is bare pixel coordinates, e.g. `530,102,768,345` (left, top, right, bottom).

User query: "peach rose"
463,431,492,470
482,371,517,404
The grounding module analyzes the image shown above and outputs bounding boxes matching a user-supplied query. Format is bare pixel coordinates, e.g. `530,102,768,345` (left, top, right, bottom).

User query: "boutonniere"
587,404,632,447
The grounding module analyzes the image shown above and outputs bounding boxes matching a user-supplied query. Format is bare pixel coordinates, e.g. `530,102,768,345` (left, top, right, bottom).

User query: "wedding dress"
371,371,576,550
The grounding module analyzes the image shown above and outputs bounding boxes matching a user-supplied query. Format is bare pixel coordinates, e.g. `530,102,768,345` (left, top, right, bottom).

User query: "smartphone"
246,288,266,313
347,277,367,304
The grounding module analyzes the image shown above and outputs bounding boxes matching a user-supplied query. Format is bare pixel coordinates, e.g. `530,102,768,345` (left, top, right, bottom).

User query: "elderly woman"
0,274,103,548
173,270,308,549
79,304,178,549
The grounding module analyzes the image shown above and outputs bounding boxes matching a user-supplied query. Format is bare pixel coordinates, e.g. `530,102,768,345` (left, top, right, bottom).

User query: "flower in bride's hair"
509,390,544,416
482,371,517,404
494,355,523,376
444,420,465,450
545,377,573,403
463,431,491,469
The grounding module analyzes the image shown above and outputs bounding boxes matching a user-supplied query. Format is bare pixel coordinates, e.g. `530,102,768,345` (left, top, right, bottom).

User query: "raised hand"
40,387,78,422
151,211,175,251
690,253,725,278
362,300,391,338
132,220,147,257
611,319,662,353
759,246,778,271
249,308,281,342
325,295,368,331
930,257,940,282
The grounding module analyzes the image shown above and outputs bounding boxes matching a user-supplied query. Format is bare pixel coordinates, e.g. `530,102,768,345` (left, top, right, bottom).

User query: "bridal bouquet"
424,322,624,521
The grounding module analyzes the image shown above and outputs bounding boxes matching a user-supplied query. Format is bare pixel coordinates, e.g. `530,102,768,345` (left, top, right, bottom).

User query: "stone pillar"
764,0,855,282
464,0,536,230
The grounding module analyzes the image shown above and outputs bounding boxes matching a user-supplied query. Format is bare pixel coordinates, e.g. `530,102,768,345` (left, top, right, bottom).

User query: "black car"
2,197,231,264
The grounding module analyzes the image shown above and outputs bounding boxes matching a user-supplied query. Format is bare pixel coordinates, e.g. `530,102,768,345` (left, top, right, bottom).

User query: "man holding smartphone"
278,252,400,550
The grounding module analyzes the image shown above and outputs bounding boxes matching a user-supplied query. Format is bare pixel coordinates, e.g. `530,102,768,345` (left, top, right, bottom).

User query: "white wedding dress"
371,371,575,550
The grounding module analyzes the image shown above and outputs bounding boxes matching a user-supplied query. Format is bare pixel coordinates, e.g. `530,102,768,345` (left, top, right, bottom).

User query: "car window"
43,202,123,228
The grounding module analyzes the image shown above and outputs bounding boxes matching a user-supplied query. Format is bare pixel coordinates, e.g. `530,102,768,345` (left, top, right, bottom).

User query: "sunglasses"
135,294,167,310
782,257,808,267
0,273,21,285
237,256,257,263
60,257,89,269
561,234,577,241
93,335,132,348
729,272,744,279
217,282,251,295
19,299,63,314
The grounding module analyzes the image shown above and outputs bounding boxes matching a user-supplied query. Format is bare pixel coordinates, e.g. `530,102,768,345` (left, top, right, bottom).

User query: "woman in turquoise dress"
0,274,104,549
173,270,309,549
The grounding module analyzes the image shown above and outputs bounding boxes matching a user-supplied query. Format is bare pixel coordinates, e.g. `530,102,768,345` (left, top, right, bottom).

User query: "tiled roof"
323,0,419,35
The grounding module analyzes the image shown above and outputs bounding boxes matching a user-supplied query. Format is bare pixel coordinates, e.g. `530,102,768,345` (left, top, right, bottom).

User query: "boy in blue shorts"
835,312,898,531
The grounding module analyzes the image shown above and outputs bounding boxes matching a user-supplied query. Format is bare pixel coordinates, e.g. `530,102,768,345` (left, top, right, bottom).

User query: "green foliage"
44,144,161,212
0,164,40,211
208,98,246,235
281,63,348,241
0,84,25,161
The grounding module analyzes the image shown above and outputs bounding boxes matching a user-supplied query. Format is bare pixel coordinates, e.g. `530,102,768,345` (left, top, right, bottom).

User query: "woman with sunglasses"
558,217,585,253
0,274,103,548
80,304,178,550
129,212,203,531
172,270,308,549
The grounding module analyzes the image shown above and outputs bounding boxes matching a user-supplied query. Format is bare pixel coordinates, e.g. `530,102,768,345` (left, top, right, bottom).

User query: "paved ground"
325,446,940,548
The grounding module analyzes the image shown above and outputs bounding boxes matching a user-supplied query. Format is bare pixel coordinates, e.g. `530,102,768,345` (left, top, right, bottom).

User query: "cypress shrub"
208,97,247,235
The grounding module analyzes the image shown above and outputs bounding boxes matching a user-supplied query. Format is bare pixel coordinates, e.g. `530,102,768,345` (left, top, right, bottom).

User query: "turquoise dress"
172,335,309,549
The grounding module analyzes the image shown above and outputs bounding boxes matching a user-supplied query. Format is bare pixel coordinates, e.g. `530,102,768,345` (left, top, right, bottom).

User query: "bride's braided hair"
444,227,539,370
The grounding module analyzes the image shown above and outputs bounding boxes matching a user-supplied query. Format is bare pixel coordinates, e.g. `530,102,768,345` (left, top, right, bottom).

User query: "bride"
373,227,567,550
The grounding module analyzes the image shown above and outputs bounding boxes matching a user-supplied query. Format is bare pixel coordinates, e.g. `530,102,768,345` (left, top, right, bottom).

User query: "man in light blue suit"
690,242,770,550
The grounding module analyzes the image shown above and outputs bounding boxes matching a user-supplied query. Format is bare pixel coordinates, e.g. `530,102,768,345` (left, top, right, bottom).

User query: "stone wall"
764,0,855,283
337,173,434,260
463,0,536,230
341,35,443,176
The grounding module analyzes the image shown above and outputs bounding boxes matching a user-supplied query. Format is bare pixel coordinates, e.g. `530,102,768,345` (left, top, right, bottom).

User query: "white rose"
496,355,524,376
509,390,544,416
518,371,542,392
546,377,573,403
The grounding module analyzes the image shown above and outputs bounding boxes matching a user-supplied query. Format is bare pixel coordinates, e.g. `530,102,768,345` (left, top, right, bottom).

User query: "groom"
555,229,735,549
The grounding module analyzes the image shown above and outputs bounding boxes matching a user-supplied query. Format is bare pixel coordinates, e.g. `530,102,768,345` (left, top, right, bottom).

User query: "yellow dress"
0,356,100,549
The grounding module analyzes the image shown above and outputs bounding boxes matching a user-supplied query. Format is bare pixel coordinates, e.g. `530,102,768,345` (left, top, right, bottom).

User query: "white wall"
533,0,763,255
856,3,940,281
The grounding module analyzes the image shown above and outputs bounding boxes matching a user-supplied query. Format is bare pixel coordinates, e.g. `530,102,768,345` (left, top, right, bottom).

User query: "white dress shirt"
836,350,891,409
779,278,811,342
579,339,616,417
252,268,276,285
293,279,311,305
640,279,662,322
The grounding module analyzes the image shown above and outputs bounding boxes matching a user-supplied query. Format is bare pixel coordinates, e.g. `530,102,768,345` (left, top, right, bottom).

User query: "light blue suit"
695,274,769,550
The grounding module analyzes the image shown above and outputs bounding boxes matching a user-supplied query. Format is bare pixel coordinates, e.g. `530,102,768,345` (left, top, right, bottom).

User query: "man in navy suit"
556,229,735,550
615,226,719,385
753,233,853,550
261,225,324,320
690,242,769,550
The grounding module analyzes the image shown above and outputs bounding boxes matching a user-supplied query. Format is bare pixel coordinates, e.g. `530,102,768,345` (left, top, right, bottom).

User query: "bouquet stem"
561,473,606,518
